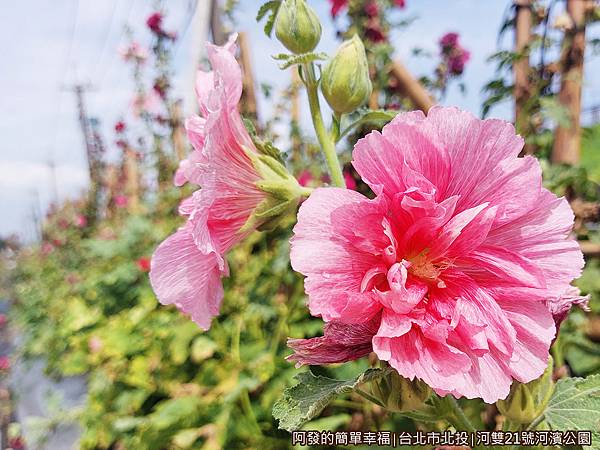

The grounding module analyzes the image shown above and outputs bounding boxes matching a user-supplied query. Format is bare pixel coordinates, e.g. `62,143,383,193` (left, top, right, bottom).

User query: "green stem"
240,388,263,437
302,64,345,188
433,396,477,432
355,388,385,408
299,186,314,197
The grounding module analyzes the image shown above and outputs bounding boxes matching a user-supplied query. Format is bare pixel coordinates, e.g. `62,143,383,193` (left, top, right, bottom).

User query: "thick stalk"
302,64,345,188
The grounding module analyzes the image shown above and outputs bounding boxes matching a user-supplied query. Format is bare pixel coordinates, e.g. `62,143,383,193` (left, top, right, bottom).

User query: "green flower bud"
370,370,431,412
275,0,322,54
321,35,372,114
497,357,555,424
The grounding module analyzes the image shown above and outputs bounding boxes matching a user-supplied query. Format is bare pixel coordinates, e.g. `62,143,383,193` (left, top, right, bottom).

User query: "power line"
91,0,121,87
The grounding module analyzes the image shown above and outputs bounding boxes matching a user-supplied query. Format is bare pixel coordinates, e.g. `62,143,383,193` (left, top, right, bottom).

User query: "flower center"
408,253,441,281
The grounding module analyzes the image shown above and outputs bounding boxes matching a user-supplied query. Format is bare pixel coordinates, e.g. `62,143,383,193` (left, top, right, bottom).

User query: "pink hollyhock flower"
289,107,585,403
88,336,103,353
114,195,128,208
439,32,460,50
118,41,148,62
0,356,10,371
151,35,275,330
75,214,87,228
130,91,161,118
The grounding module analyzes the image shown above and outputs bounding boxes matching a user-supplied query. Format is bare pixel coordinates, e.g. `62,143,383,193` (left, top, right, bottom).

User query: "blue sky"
1,0,599,240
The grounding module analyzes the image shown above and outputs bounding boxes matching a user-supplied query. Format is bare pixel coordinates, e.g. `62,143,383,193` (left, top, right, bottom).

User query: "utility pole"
47,155,59,204
64,83,105,221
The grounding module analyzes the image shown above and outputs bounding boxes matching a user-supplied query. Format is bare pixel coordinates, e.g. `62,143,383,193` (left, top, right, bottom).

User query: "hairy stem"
302,64,345,188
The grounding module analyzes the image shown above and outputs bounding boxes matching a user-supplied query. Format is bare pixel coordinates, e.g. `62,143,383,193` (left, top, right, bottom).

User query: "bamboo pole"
389,60,435,113
238,32,258,119
552,0,591,165
170,100,187,162
124,146,140,213
514,0,532,141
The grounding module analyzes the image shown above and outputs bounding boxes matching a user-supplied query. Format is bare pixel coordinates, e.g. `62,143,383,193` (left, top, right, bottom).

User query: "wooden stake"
124,146,140,213
514,0,533,141
389,60,435,113
238,32,258,119
552,0,591,165
170,100,187,162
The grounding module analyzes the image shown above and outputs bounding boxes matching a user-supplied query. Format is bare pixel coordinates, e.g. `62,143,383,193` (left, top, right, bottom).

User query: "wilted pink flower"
290,107,585,403
0,356,10,371
547,285,589,329
151,35,269,330
288,316,380,366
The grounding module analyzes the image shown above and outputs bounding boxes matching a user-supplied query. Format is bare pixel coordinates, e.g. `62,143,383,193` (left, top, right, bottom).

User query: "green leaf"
338,109,398,141
256,1,281,37
272,52,328,70
544,374,600,449
273,368,384,431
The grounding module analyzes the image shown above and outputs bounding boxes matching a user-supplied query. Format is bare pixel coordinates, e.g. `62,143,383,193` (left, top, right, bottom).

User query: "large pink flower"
289,107,586,403
150,35,267,329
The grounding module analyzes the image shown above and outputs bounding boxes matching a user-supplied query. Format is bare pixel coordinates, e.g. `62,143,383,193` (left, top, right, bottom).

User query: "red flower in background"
330,0,347,17
146,12,163,34
137,257,151,272
330,0,406,18
8,436,25,450
364,0,379,17
115,121,126,133
343,170,357,190
439,32,471,76
0,314,6,327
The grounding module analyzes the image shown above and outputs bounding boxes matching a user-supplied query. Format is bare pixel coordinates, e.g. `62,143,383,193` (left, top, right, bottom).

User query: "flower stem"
432,395,477,432
302,64,345,188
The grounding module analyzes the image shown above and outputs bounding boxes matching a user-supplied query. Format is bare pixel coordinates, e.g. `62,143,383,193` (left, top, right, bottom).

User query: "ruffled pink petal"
495,298,555,383
291,188,384,323
150,225,224,330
